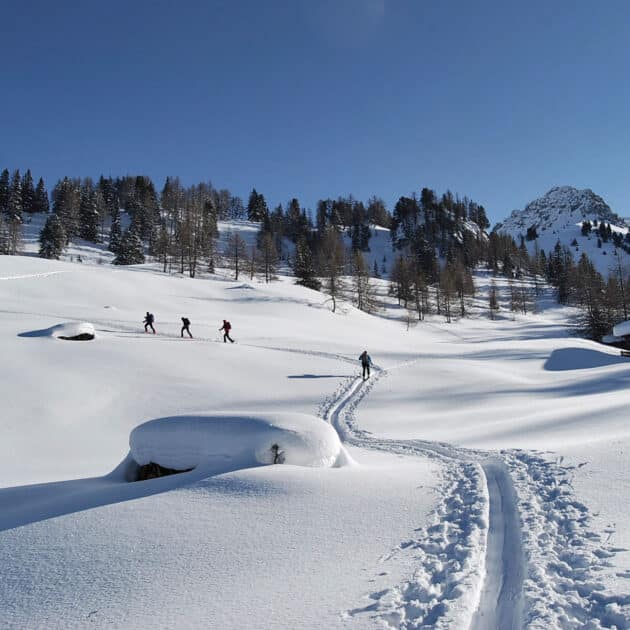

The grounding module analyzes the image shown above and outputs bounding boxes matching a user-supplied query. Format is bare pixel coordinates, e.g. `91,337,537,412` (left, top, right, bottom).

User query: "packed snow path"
320,362,628,629
321,368,504,628
471,460,524,630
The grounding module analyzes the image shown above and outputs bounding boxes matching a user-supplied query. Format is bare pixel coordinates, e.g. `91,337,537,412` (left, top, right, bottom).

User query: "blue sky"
2,0,629,224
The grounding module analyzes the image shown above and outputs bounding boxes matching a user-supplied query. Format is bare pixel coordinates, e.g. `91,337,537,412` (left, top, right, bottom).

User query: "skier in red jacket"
219,319,234,343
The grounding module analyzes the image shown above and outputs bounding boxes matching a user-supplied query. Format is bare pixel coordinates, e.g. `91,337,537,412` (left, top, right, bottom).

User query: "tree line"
3,166,629,335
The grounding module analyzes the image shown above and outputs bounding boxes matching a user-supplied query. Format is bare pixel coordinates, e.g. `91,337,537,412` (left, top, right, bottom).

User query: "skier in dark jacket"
143,312,155,334
359,350,372,380
219,319,234,343
181,317,192,338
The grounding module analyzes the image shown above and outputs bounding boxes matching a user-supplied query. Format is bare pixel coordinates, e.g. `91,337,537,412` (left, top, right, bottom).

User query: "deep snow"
1,239,630,629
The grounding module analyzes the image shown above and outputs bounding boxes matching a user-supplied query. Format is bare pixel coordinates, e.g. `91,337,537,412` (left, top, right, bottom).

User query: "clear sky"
2,0,629,225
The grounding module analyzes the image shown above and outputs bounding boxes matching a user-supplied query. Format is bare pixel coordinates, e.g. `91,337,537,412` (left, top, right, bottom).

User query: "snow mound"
50,321,95,340
613,320,630,337
130,412,344,471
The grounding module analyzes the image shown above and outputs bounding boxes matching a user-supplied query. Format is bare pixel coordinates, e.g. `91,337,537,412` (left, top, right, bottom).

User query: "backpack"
224,321,231,331
182,317,190,327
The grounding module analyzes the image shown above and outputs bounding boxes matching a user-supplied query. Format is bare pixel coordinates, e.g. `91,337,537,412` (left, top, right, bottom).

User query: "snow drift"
130,412,345,471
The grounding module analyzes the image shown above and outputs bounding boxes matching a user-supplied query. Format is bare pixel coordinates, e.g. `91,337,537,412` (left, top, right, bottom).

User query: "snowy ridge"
507,451,630,629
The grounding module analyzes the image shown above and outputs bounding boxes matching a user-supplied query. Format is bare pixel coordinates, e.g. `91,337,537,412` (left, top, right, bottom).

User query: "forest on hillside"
1,167,629,340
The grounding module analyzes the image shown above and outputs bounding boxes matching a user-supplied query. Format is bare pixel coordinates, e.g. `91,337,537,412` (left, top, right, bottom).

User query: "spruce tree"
52,177,80,241
39,214,67,259
6,170,23,254
0,169,9,214
33,177,49,213
247,188,268,222
114,229,145,265
109,206,122,254
294,236,321,290
8,169,22,219
285,198,304,242
79,181,100,242
21,170,35,214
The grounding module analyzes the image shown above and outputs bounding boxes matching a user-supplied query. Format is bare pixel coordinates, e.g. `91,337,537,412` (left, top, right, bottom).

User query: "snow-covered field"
1,247,629,629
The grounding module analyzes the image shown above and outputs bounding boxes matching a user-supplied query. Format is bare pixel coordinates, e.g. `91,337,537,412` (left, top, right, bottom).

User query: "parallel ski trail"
321,368,500,629
321,357,629,628
471,460,524,630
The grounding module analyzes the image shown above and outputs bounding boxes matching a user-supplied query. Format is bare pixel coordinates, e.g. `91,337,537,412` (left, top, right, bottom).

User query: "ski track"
320,363,630,629
0,270,73,281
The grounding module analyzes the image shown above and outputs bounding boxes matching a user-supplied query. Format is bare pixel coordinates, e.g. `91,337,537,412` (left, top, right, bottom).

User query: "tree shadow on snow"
544,348,629,371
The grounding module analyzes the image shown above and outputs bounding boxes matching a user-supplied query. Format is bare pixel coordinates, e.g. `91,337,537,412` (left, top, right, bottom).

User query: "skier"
219,319,234,343
359,350,372,380
143,312,156,334
181,316,193,338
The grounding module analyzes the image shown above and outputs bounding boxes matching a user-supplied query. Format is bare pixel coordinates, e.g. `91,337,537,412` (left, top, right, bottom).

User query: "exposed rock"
58,332,95,341
135,461,193,481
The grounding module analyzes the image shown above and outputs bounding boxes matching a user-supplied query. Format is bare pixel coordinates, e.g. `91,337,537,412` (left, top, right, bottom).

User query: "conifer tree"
284,198,302,242
21,169,35,214
109,206,122,254
6,170,23,254
0,169,9,214
39,214,67,259
8,169,22,218
52,177,80,241
33,177,49,214
247,188,268,222
114,229,145,265
79,180,100,242
367,196,389,227
294,237,320,290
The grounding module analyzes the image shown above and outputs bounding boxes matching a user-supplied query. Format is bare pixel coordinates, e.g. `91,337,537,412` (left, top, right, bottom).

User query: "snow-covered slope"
22,211,398,278
497,186,629,276
1,254,629,629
